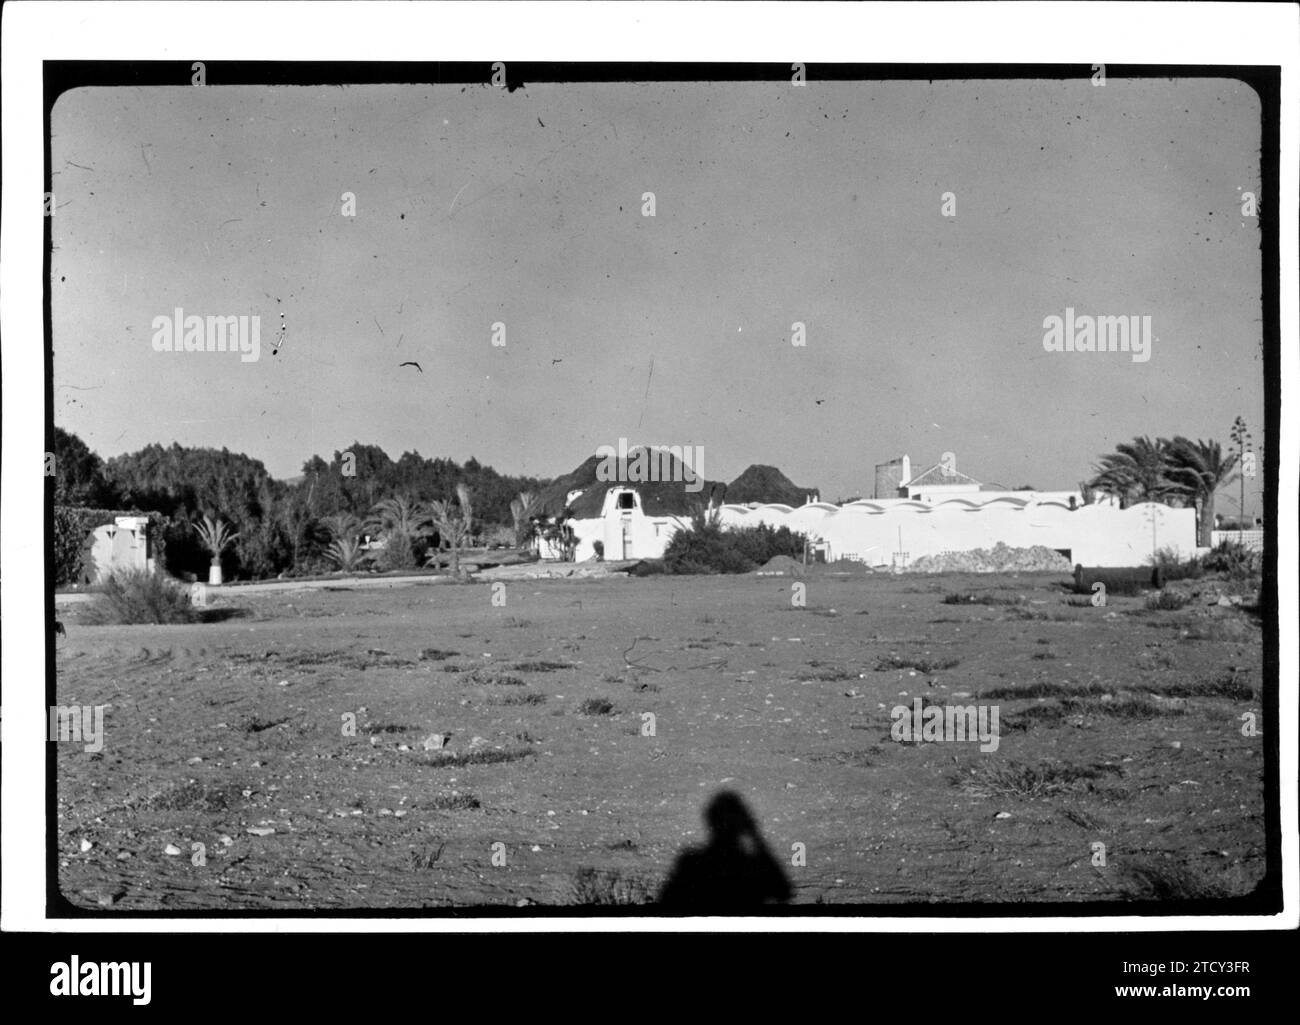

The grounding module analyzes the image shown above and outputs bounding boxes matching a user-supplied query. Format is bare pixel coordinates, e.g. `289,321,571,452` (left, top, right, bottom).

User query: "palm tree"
427,484,473,576
1088,436,1182,507
366,494,430,570
1164,437,1238,547
325,534,370,572
509,489,536,547
194,513,240,585
322,511,361,542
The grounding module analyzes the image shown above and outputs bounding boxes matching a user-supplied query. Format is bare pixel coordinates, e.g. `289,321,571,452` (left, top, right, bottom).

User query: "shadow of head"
658,789,792,911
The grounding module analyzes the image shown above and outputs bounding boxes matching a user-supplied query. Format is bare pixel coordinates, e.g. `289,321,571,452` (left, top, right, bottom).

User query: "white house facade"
540,490,1195,569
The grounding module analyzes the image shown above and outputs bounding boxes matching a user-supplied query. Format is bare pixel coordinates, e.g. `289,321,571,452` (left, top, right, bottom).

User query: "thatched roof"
725,464,819,506
528,450,725,521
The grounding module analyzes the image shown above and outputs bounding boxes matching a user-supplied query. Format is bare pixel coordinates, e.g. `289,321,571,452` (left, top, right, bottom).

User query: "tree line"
51,429,547,582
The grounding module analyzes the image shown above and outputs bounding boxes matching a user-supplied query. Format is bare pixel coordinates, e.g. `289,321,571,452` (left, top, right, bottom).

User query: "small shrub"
1150,546,1203,582
1145,591,1190,611
571,867,654,906
418,648,459,661
490,691,547,706
1201,540,1261,579
84,569,196,625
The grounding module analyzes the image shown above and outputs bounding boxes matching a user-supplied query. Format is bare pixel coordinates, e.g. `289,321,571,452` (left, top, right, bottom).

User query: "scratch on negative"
448,182,471,213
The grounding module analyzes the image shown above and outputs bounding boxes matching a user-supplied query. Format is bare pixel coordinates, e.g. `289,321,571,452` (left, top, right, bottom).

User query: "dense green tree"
51,427,117,506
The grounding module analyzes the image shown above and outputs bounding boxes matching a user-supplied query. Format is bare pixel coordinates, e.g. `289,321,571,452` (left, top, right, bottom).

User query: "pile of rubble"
906,543,1072,574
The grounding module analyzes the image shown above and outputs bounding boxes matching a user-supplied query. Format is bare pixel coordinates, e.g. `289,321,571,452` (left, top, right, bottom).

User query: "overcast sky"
52,76,1265,512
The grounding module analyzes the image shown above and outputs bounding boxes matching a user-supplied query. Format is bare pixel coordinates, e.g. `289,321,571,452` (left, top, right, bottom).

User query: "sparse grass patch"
422,793,481,811
1119,859,1231,900
579,697,615,716
981,680,1109,700
502,617,533,628
1059,807,1105,831
237,714,289,733
360,722,410,735
1030,651,1057,660
145,781,249,812
1003,606,1052,621
1002,693,1187,731
953,760,1124,799
420,748,535,768
874,654,959,674
942,593,1023,606
466,669,526,687
407,843,447,868
489,691,547,706
808,749,876,768
511,660,573,673
804,666,858,681
571,867,654,906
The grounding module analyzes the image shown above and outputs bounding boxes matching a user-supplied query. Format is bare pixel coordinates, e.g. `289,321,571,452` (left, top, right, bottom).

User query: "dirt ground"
53,570,1267,911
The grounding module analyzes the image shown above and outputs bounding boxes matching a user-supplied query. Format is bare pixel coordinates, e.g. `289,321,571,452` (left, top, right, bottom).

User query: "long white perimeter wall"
715,498,1196,568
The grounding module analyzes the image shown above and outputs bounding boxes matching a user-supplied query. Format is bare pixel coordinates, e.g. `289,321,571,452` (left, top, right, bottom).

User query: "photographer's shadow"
658,790,792,911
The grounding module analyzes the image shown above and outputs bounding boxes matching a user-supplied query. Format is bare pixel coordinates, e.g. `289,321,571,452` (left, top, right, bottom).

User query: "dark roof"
529,450,725,520
725,464,819,505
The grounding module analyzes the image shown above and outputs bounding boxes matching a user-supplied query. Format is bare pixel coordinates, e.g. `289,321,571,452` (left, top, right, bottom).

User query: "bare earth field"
54,571,1267,911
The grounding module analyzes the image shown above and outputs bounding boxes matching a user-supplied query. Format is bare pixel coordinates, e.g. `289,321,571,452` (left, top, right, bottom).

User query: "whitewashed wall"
556,494,1195,569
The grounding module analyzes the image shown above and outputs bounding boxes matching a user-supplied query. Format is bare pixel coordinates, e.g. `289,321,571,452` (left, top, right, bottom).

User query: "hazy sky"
52,76,1266,512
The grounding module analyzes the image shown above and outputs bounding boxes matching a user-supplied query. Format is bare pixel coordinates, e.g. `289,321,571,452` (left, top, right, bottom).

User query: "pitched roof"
905,462,982,488
528,449,726,520
725,464,819,506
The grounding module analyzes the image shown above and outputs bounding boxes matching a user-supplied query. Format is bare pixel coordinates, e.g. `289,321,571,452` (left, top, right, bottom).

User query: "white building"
528,450,1194,569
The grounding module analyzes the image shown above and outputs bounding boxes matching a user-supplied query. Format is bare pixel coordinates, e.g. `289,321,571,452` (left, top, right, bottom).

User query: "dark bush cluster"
663,511,808,575
1201,540,1261,579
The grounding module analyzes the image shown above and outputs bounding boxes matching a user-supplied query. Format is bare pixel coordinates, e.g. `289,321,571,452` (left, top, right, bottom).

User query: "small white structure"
84,515,156,583
539,486,695,562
